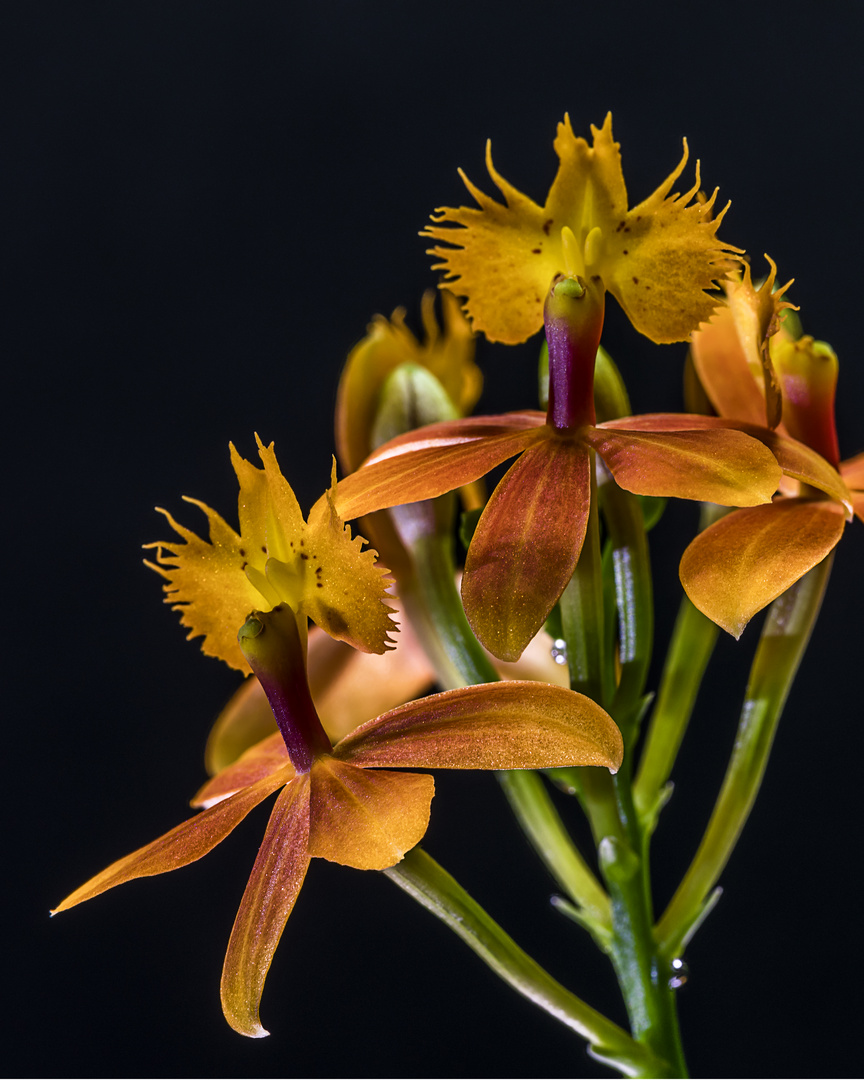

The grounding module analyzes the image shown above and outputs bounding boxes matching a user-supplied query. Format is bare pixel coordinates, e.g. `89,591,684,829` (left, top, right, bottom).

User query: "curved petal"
331,422,547,522
680,500,845,637
193,734,291,809
220,775,311,1038
462,438,590,661
334,681,623,773
602,414,853,511
308,758,433,870
585,426,780,506
52,767,292,913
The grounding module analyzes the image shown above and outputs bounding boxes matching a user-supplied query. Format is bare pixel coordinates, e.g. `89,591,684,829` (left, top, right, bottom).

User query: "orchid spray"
54,115,860,1077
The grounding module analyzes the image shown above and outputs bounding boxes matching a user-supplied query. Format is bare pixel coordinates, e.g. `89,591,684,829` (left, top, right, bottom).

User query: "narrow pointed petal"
331,418,546,522
680,500,845,637
334,681,623,773
193,734,292,809
308,758,434,870
220,776,311,1038
52,768,292,913
462,438,590,661
601,414,853,510
585,426,780,506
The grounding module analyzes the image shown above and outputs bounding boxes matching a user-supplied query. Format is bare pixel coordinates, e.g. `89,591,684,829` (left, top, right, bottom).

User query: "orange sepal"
462,438,590,661
585,425,781,506
308,758,433,870
52,767,292,914
220,776,311,1038
334,681,623,773
193,734,292,809
680,499,846,637
331,415,546,522
603,413,853,512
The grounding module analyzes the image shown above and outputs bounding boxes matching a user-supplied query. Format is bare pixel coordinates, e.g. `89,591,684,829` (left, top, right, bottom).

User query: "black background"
8,2,864,1077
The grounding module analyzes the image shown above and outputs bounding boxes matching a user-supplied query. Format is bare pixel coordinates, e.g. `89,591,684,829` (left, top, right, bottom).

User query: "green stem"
656,553,834,956
558,472,687,1075
385,848,662,1078
633,595,719,832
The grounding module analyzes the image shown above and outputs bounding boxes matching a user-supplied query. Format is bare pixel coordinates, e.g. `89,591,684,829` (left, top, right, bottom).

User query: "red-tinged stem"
544,274,605,431
237,605,333,773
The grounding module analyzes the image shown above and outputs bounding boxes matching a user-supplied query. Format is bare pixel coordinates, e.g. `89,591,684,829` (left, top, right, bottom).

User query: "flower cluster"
55,114,861,1047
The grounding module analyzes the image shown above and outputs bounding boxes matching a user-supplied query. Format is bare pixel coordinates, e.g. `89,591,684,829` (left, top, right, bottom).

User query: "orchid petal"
462,438,590,661
220,776,311,1038
334,681,623,773
52,767,292,914
680,500,845,637
690,303,767,425
308,758,434,870
193,734,292,809
331,421,546,522
585,426,780,506
601,414,853,511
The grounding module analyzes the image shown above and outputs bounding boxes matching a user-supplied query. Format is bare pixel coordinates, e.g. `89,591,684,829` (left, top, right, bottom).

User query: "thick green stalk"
656,553,834,956
559,474,687,1076
385,848,662,1078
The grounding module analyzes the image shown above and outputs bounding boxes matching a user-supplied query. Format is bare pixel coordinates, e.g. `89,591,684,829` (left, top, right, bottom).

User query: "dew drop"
668,957,689,989
550,638,568,665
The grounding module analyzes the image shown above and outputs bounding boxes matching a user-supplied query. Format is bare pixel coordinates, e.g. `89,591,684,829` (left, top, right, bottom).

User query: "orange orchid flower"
53,604,623,1039
330,275,782,662
618,262,860,636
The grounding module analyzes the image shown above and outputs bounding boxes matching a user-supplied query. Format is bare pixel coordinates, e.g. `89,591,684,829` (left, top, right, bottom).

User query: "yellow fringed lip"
424,113,742,346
